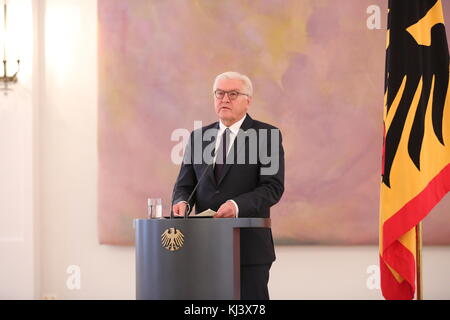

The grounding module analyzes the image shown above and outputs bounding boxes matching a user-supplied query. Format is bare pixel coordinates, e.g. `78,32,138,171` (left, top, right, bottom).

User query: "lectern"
134,218,270,300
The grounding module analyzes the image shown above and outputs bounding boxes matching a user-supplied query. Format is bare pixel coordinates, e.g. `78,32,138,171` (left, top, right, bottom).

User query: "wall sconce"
1,0,20,92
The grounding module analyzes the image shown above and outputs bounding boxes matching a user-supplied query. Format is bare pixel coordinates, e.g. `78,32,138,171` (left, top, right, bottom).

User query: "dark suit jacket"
172,114,285,265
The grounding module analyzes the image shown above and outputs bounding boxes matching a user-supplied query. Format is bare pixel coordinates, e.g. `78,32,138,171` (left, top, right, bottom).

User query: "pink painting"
98,0,450,245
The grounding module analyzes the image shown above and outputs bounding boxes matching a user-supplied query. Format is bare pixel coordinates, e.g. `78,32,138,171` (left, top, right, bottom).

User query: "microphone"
169,190,175,219
173,131,218,219
170,169,187,219
170,173,180,219
183,162,213,219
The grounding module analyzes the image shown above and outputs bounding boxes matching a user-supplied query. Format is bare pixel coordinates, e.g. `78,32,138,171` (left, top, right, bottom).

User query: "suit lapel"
217,114,254,186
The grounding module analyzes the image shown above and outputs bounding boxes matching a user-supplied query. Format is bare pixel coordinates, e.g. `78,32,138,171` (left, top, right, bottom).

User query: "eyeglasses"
214,89,250,100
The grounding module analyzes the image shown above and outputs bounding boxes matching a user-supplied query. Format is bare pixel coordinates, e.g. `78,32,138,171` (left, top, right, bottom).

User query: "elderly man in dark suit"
172,71,285,300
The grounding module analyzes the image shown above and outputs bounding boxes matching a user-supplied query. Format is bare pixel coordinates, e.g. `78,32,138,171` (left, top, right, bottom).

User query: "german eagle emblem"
161,228,184,251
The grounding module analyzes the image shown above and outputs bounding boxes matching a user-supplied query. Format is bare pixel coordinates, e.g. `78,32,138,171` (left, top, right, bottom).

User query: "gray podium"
134,217,270,300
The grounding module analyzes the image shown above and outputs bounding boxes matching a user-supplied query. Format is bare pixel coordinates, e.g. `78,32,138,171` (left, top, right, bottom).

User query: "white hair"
213,71,253,97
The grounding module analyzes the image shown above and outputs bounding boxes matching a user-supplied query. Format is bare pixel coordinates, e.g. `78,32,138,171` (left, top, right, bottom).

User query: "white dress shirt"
214,114,247,163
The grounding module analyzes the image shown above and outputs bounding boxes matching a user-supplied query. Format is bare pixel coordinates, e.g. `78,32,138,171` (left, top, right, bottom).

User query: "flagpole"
416,222,423,300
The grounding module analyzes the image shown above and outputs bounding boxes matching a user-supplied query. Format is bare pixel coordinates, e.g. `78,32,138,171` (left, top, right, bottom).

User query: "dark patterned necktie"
214,128,230,182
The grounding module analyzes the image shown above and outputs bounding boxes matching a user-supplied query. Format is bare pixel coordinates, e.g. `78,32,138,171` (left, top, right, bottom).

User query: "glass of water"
147,198,163,219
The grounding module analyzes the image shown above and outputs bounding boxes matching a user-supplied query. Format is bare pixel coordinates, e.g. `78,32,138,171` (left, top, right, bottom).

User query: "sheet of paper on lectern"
190,209,216,217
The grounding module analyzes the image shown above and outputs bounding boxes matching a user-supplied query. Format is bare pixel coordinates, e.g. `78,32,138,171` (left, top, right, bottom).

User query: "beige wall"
270,246,450,300
0,0,36,300
39,0,133,300
1,0,450,300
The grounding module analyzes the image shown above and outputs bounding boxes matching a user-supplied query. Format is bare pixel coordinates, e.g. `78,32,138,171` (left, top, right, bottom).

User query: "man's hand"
214,201,237,218
172,201,188,217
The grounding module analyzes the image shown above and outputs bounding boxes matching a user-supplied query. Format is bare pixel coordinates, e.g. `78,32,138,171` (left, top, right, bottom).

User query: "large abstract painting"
98,0,450,245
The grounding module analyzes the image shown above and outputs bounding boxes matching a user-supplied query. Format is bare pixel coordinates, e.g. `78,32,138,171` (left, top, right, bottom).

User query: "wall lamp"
1,0,20,92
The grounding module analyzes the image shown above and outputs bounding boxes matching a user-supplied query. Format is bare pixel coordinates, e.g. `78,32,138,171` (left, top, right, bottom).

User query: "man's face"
214,78,251,126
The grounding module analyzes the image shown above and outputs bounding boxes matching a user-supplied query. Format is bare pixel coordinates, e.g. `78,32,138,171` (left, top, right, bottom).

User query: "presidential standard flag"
380,0,450,300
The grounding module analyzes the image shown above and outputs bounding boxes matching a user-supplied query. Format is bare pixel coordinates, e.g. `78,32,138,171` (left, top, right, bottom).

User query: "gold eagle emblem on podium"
161,228,184,251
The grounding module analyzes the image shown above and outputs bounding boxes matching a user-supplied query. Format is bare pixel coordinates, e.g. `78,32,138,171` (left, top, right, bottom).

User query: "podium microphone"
169,191,175,219
184,162,213,219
